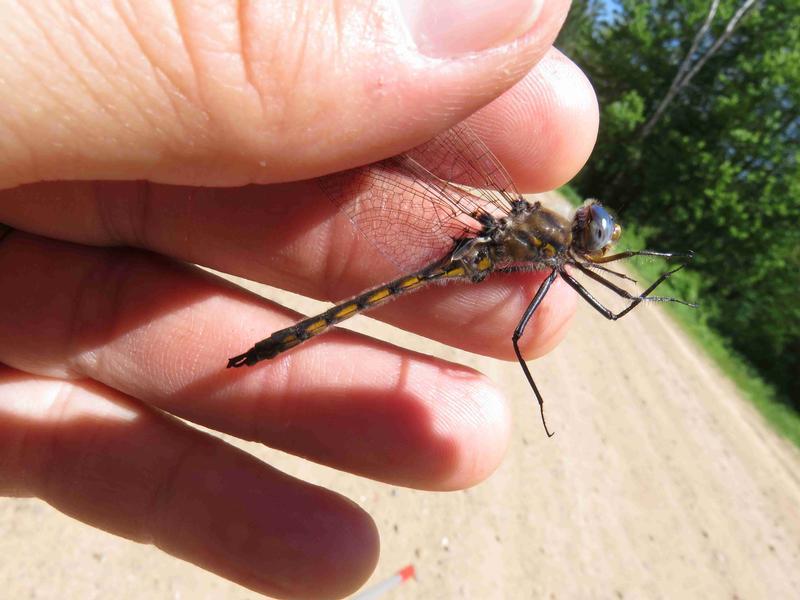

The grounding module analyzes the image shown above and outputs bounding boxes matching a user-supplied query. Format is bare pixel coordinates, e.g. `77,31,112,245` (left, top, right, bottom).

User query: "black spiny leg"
560,259,696,321
500,261,638,282
512,268,559,437
578,260,696,307
589,249,694,264
577,261,637,283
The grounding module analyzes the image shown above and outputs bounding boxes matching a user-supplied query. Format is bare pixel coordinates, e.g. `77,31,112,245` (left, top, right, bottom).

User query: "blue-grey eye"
586,204,616,252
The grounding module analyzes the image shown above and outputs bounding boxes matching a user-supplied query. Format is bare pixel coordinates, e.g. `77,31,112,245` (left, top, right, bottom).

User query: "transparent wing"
404,121,521,212
318,122,523,273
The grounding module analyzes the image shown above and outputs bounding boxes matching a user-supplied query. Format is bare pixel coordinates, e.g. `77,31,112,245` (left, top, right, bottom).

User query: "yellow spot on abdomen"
399,276,421,288
334,304,358,319
305,319,327,333
280,335,301,351
445,266,465,278
367,288,392,303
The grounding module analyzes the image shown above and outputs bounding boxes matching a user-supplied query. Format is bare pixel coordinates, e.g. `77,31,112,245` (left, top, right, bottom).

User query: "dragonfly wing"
318,123,520,274
404,121,521,217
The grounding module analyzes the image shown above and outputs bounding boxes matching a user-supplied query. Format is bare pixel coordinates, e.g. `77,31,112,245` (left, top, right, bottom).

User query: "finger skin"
0,232,512,490
0,369,379,599
466,47,600,191
0,0,570,187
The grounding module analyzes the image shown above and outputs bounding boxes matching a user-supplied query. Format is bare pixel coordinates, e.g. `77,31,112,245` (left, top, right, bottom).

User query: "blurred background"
556,0,800,441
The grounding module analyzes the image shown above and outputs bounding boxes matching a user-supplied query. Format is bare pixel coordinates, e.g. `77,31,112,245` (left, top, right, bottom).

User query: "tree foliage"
557,1,800,404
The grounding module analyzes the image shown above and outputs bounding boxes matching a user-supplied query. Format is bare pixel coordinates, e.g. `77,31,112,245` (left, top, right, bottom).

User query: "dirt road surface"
2,193,799,599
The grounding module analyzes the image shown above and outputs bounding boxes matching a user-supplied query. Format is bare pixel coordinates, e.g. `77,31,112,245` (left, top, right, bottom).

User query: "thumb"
0,0,569,188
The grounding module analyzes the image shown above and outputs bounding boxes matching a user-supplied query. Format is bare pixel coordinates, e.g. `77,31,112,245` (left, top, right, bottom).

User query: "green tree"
558,1,800,404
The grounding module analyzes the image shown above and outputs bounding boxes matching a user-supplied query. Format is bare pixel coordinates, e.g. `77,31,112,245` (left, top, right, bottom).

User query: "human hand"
0,1,596,598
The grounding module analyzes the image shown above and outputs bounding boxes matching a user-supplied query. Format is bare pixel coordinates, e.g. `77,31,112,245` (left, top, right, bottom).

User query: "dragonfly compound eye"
586,204,617,252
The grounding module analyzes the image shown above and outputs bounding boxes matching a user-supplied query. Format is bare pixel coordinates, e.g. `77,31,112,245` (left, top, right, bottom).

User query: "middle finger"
0,179,576,361
0,231,511,490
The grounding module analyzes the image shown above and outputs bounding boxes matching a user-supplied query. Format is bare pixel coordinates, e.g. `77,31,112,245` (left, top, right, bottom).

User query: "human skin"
0,1,597,598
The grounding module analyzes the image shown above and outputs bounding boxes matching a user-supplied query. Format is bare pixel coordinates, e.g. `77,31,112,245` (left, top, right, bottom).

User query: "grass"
556,184,584,207
556,184,800,449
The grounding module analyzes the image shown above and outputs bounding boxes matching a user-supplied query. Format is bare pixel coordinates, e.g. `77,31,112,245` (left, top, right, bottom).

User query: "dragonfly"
227,123,695,436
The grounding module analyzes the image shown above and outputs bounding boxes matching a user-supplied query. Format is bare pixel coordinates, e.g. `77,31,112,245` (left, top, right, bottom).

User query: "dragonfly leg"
576,261,637,283
590,249,694,264
560,259,695,321
512,268,558,437
501,261,638,282
579,257,696,307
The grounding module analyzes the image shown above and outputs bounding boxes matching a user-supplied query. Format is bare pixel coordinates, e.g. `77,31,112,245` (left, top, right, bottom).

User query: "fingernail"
396,0,542,58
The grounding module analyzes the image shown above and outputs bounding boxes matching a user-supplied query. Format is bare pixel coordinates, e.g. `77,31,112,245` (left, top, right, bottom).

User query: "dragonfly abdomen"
227,255,488,368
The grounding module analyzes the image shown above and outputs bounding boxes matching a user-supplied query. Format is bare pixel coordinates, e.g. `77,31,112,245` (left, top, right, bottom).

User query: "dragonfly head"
573,200,622,255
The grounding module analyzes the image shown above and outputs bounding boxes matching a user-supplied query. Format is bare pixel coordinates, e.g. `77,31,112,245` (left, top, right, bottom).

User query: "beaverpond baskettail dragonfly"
227,123,695,436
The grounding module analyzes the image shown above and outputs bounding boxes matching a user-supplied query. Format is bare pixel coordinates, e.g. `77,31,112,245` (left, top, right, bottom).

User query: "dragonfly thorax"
488,201,573,265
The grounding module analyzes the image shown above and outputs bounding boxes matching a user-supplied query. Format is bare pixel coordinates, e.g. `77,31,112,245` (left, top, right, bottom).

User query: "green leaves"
605,91,646,135
558,0,800,405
